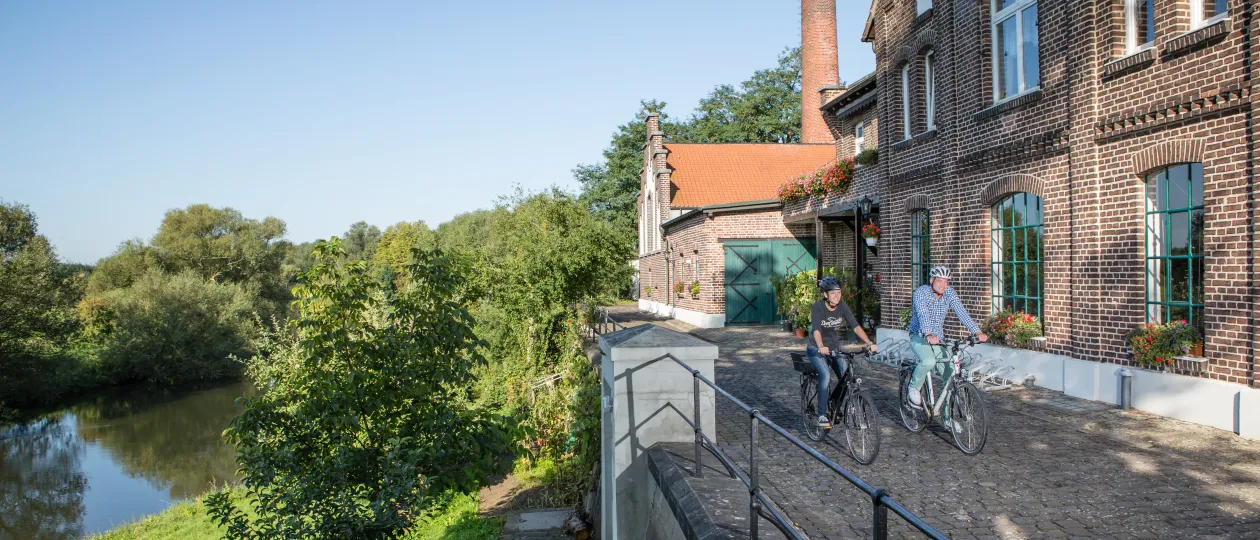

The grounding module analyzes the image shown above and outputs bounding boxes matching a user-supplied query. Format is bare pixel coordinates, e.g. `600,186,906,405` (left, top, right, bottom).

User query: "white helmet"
929,266,952,280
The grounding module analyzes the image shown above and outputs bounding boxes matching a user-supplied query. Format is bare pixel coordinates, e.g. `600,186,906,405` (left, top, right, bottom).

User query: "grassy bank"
92,489,502,540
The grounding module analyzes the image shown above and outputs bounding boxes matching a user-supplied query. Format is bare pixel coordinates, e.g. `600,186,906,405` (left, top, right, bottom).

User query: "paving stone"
602,308,1260,539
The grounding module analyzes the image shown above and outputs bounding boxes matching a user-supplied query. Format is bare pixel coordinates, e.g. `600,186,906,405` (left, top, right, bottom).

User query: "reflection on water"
0,380,254,538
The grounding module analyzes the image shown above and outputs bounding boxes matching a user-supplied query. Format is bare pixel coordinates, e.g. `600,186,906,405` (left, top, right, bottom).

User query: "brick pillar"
801,0,839,143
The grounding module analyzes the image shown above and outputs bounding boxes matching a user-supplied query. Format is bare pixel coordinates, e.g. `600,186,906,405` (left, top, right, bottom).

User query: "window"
854,122,865,155
910,210,931,288
992,0,1039,102
1125,0,1154,53
917,0,932,15
1145,163,1205,335
901,63,912,140
924,51,936,130
1192,0,1228,27
991,193,1044,320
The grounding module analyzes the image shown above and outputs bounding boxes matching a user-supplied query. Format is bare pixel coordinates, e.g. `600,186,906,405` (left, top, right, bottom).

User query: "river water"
0,380,254,539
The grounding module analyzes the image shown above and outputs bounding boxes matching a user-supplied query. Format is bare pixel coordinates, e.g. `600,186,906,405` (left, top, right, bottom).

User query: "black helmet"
818,276,841,292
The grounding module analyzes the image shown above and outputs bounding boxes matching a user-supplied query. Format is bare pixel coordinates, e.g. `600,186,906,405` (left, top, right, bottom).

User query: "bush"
208,241,514,539
855,148,878,166
1126,319,1200,368
95,270,258,385
981,310,1043,349
899,307,912,329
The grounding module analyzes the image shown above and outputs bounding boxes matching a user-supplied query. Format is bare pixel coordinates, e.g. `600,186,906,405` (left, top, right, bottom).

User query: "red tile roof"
665,143,836,207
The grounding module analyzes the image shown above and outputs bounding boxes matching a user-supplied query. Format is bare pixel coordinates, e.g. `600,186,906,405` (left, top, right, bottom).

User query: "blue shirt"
907,284,980,337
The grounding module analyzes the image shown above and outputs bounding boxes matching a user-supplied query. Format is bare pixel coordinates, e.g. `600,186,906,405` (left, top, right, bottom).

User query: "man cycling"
807,276,876,429
906,266,988,432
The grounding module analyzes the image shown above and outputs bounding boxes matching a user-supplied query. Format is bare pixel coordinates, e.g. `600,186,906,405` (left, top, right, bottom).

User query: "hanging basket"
865,237,877,247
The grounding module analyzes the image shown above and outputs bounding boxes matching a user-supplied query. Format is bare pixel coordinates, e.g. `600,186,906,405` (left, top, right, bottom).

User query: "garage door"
724,239,817,325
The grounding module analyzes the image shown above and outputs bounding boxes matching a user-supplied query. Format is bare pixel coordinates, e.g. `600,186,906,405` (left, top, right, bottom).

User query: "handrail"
660,352,948,540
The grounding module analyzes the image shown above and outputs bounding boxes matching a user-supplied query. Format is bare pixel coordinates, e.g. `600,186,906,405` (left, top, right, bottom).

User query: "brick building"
636,0,847,328
780,0,1256,431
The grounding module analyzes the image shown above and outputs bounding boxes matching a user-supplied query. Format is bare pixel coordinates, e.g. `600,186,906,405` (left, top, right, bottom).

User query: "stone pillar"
599,324,717,540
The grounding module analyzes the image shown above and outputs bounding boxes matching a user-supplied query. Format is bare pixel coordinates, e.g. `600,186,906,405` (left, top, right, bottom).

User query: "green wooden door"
724,239,817,325
724,241,773,325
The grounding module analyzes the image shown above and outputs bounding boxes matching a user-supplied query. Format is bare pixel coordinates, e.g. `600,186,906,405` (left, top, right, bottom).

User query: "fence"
661,352,948,540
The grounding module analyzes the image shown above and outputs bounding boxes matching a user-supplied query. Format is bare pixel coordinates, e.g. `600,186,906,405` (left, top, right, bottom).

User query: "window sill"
891,138,913,152
1164,17,1231,59
974,88,1043,122
1103,47,1155,80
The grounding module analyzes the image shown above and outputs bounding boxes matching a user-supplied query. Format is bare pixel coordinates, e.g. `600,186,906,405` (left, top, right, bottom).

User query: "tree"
683,47,804,144
207,240,512,539
341,221,381,261
147,204,290,309
85,240,153,296
371,220,435,278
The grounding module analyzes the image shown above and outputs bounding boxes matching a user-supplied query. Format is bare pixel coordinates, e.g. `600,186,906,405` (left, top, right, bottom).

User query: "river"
0,380,254,539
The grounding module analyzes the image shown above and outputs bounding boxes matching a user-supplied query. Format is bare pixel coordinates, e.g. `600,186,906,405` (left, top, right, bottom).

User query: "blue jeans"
907,335,954,420
806,344,848,416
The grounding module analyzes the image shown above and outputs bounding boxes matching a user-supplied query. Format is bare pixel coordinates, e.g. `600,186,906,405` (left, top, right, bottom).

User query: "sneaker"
907,386,922,407
817,415,831,429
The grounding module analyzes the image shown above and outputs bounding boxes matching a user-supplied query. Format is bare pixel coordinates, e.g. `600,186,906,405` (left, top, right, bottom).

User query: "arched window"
1145,163,1204,333
910,210,931,288
901,63,912,140
991,193,1043,320
924,51,936,130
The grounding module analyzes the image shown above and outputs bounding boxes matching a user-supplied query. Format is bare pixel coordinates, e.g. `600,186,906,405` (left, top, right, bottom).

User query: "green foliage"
899,306,912,329
1127,319,1200,367
399,491,502,540
372,221,436,279
342,221,382,261
97,269,258,385
87,240,156,295
207,239,513,539
773,271,817,328
689,281,700,296
855,148,878,166
148,205,289,308
982,310,1044,349
92,488,251,540
0,201,96,406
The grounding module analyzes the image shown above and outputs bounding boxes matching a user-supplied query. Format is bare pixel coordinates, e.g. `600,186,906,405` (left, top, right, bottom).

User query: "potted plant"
981,310,1044,350
689,281,700,298
674,281,685,298
861,223,881,247
899,306,913,329
1126,319,1201,369
644,286,652,296
794,308,809,338
855,148,878,166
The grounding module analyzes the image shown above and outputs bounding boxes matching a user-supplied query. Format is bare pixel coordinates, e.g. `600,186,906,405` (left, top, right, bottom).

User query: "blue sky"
1,1,874,264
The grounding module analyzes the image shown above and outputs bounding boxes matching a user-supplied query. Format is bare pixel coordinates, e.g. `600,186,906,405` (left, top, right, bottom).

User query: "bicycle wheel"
899,368,928,433
949,380,989,455
801,376,826,442
842,392,881,465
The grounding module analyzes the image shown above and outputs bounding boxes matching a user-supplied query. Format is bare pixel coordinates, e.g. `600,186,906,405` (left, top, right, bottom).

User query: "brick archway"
904,194,931,213
1131,140,1205,176
980,174,1044,206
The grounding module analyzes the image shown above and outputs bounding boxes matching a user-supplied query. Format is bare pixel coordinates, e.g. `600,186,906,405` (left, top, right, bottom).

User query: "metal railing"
582,305,624,338
660,352,948,540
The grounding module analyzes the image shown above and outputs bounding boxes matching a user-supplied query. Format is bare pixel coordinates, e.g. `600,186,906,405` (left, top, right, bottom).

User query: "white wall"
877,328,1260,439
638,299,726,329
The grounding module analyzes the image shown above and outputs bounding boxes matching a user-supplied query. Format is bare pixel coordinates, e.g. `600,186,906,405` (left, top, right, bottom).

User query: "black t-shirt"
810,299,859,351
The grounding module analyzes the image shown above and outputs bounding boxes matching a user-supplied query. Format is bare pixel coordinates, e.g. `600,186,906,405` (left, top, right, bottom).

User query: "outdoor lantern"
859,196,873,216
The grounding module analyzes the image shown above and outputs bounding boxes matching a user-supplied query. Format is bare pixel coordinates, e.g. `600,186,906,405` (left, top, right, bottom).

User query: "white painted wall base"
877,328,1260,439
638,299,726,329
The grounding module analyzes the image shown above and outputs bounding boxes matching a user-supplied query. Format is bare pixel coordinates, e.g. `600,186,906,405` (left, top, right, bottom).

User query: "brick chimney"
801,0,839,143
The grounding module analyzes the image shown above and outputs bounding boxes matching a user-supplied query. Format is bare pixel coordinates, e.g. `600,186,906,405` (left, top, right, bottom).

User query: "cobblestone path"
606,307,1260,539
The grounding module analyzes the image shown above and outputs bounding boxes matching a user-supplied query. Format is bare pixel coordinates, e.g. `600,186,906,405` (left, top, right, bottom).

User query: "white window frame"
924,51,936,130
990,0,1040,104
901,63,912,140
1124,0,1154,54
917,0,932,15
1190,0,1228,29
854,121,865,156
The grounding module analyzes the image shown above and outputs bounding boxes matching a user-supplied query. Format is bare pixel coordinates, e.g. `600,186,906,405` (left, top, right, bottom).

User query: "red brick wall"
856,0,1256,386
802,0,840,143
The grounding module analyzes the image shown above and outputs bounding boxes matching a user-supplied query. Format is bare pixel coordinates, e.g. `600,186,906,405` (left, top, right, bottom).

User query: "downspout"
1064,0,1077,358
1243,0,1256,387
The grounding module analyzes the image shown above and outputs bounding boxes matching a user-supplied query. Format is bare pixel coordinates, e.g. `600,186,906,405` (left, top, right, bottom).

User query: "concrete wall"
639,299,726,329
600,325,718,539
878,328,1260,439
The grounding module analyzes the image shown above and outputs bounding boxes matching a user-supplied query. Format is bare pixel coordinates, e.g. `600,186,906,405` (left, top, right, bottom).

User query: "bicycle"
897,335,989,454
793,344,881,465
